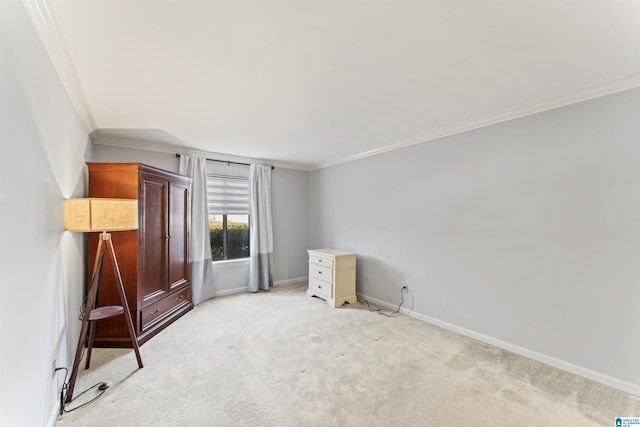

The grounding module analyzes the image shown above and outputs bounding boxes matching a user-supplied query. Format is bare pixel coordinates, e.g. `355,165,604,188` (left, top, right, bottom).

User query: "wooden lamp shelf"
87,305,124,321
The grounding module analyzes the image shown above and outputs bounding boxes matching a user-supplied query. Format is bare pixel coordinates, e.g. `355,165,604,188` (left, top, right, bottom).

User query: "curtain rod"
175,154,274,169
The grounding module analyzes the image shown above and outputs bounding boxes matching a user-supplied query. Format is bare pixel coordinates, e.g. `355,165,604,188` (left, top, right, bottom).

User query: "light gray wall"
0,2,91,425
89,143,180,172
89,144,309,291
272,167,309,281
309,87,640,390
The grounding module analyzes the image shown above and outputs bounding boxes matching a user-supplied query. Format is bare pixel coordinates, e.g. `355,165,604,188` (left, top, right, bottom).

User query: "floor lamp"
64,198,144,404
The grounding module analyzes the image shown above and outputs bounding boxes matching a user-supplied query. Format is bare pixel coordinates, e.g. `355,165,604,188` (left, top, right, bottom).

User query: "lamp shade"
65,198,138,232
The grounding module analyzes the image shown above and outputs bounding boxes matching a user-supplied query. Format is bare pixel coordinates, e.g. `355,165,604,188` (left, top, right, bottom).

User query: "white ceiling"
36,1,640,169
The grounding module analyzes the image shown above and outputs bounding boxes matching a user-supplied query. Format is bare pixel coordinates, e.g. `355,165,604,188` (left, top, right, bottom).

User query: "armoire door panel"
140,177,168,305
168,182,190,290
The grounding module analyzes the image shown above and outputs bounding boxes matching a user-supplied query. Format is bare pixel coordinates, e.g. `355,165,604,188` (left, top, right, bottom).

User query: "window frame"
207,173,250,262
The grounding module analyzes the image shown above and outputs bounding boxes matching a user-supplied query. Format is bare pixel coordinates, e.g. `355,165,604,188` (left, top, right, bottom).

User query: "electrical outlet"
402,285,408,293
52,358,57,378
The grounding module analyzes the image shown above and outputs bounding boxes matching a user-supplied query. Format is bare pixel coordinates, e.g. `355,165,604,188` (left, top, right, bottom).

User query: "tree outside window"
209,214,249,260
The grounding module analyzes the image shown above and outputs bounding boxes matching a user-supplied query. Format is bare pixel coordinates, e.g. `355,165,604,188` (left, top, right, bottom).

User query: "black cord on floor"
55,358,108,415
358,299,381,312
358,287,405,317
55,367,68,416
63,382,107,413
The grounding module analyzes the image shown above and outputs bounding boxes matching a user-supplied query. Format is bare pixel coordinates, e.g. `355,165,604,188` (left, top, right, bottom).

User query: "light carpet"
56,282,640,426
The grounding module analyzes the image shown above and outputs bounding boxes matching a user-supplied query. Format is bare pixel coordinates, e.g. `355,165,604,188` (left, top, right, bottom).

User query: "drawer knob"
150,309,159,316
318,259,322,263
318,271,322,275
317,285,322,289
176,295,184,301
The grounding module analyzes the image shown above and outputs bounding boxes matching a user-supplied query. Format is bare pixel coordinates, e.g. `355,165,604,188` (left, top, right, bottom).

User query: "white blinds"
206,174,250,215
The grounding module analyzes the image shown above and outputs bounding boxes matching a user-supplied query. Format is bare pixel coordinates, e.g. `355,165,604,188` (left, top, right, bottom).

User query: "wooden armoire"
87,163,192,347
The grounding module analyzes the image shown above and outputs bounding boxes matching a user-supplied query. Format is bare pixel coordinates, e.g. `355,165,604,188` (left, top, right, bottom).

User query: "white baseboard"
357,292,640,397
273,277,307,287
215,277,307,297
47,403,60,427
215,286,248,297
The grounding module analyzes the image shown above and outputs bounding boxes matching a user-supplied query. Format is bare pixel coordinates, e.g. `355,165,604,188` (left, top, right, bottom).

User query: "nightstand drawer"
309,264,332,283
309,255,333,268
309,277,332,298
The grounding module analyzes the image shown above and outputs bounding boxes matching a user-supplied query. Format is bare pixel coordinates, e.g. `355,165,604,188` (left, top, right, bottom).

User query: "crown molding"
91,134,313,171
93,70,640,173
21,0,640,170
22,0,96,131
312,73,640,170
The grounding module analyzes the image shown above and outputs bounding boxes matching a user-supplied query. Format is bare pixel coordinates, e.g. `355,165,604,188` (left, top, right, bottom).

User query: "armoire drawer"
141,288,190,331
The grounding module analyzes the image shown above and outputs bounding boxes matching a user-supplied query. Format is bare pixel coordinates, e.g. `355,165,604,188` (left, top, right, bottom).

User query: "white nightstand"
307,249,357,308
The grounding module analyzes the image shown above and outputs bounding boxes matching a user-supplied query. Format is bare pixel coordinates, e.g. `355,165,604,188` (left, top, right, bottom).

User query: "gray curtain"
179,155,215,305
248,164,273,292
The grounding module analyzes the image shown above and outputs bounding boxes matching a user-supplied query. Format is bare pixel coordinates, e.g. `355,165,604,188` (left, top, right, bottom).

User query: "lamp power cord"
54,363,108,415
358,286,405,317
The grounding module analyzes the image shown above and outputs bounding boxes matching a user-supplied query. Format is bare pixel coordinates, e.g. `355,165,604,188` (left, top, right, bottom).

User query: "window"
207,174,250,261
